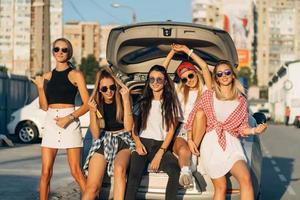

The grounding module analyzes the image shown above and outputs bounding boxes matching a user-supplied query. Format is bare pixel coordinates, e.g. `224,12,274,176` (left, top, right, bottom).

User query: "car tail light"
297,116,300,120
226,189,240,194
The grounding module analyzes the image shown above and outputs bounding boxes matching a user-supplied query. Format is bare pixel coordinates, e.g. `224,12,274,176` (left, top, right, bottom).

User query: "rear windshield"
121,46,219,66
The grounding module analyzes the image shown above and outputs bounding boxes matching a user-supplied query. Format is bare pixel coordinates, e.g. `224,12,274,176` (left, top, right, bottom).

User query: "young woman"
163,43,212,188
82,69,135,200
125,65,180,200
31,38,89,200
185,60,267,200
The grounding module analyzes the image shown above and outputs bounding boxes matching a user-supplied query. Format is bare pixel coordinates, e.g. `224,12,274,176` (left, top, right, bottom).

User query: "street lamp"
111,3,137,24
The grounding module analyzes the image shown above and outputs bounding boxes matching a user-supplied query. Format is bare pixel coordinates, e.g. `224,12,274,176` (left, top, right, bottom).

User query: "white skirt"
200,130,246,179
41,108,83,149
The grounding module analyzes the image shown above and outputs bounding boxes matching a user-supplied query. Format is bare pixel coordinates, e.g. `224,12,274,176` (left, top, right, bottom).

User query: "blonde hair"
90,68,124,125
177,69,205,106
213,60,245,100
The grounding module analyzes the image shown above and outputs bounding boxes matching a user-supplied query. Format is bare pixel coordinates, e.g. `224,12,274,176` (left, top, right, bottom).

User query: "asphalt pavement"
260,124,300,200
1,124,300,200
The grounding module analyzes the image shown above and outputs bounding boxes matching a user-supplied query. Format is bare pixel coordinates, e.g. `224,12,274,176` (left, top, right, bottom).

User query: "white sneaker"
179,170,194,189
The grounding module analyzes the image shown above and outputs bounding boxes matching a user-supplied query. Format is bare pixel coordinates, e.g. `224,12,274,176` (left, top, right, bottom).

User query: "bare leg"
67,148,86,192
82,153,107,200
230,160,254,200
40,147,58,200
192,109,206,147
113,149,131,200
172,137,191,168
211,176,227,200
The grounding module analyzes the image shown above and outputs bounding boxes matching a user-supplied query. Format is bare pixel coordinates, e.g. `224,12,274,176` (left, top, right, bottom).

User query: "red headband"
176,61,197,77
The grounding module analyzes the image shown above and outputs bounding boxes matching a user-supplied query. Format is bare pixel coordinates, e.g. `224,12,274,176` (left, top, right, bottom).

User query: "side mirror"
253,112,267,124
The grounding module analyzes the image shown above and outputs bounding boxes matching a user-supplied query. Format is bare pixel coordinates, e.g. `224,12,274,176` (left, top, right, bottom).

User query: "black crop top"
46,67,78,104
103,100,124,131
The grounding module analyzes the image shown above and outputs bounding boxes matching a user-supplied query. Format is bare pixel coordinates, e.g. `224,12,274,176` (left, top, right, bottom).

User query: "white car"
7,85,93,143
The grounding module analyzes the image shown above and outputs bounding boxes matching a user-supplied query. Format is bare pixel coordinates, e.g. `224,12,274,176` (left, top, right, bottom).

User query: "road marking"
278,174,287,182
270,160,277,165
274,166,280,172
261,134,297,196
287,185,296,195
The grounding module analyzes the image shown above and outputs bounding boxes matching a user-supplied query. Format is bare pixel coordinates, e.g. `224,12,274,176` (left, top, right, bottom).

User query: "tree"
79,55,100,84
0,65,8,73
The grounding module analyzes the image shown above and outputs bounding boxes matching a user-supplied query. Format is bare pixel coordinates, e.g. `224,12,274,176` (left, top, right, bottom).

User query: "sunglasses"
53,47,68,53
216,69,232,78
181,73,195,84
100,84,117,93
149,77,165,85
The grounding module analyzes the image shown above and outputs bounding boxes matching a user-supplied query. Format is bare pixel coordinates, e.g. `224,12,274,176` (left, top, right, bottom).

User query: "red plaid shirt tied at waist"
184,90,249,151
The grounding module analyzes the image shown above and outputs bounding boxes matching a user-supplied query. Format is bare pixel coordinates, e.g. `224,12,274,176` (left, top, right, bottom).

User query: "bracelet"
188,49,194,57
68,113,76,121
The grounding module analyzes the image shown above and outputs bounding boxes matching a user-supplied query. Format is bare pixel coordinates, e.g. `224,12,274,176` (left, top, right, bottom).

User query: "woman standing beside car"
31,38,89,200
125,65,180,200
163,43,212,188
185,60,267,200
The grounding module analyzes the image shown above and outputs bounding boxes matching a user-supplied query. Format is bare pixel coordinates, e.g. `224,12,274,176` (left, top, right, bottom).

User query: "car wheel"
16,122,39,143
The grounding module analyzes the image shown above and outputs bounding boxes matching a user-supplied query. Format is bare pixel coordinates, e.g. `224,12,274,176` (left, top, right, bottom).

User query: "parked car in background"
7,85,93,143
82,22,264,200
257,108,271,121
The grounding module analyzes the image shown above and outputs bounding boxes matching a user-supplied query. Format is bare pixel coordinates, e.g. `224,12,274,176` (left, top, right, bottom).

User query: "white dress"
200,95,246,179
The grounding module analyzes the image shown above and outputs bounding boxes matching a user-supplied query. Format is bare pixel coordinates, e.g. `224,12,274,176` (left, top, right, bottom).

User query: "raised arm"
31,72,51,111
88,97,101,140
162,47,176,69
172,44,212,90
120,86,133,132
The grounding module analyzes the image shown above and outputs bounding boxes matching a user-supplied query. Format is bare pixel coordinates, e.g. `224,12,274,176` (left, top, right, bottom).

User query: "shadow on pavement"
261,156,295,200
0,175,39,200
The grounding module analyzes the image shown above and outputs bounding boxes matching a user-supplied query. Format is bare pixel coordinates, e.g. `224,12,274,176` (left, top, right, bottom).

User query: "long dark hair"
139,65,179,132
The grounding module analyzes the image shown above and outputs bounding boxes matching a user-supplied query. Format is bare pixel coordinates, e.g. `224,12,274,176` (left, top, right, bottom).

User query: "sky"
63,0,192,25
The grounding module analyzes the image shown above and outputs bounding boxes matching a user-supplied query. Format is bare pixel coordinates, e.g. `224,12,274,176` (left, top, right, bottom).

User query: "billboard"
237,49,250,67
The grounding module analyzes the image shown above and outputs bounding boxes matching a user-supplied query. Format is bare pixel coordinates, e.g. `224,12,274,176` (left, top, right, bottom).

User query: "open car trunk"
107,22,238,75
